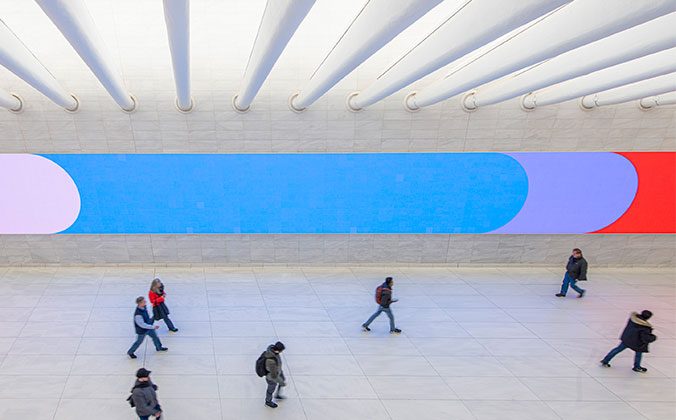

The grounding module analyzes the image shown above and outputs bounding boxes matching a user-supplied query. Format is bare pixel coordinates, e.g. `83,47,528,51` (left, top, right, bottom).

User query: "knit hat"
273,341,286,352
640,310,653,320
136,368,152,378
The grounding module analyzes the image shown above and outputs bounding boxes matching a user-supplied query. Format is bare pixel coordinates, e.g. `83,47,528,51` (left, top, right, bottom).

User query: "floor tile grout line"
51,269,104,420
256,268,311,419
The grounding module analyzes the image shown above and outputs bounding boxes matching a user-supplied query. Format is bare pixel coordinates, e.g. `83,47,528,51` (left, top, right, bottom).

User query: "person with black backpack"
128,368,162,419
601,310,657,372
362,277,401,334
256,341,287,408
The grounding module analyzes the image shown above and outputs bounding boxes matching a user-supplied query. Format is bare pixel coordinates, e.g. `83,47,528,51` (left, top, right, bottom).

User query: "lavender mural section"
490,152,638,234
0,154,80,234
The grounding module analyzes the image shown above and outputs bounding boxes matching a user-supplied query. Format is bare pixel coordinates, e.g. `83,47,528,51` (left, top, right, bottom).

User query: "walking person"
149,278,178,332
255,341,287,408
129,368,162,420
362,277,402,334
601,310,657,372
556,248,588,298
127,296,168,359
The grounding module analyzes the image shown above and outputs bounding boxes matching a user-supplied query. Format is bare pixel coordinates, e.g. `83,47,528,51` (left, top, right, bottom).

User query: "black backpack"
126,393,135,408
255,351,274,377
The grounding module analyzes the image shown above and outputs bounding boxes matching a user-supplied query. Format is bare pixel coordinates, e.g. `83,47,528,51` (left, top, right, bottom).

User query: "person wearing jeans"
362,277,401,334
601,310,657,372
127,296,168,358
556,248,587,298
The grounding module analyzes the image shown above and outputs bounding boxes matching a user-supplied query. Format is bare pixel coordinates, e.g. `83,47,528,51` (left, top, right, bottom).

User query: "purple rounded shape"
490,152,637,234
0,154,80,234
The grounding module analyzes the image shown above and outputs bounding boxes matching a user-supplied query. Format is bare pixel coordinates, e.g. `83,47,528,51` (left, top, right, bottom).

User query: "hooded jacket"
620,312,657,353
131,380,160,417
264,345,285,385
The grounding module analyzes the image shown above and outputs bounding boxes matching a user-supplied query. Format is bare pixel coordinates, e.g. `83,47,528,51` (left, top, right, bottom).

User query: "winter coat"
379,283,393,308
149,290,170,320
131,380,161,417
566,256,588,280
264,345,285,385
620,312,657,353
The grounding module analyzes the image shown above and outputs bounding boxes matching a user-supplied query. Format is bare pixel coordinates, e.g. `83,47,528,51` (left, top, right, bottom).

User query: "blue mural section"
43,153,529,234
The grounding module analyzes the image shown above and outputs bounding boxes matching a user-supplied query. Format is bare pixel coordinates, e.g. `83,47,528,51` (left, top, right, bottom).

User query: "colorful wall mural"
0,152,673,234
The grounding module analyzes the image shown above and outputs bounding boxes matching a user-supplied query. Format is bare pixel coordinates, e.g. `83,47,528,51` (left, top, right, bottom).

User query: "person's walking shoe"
169,328,178,332
390,328,402,334
157,347,169,352
600,361,610,367
578,290,585,298
632,367,648,373
127,352,137,359
555,293,565,297
275,393,286,400
362,324,371,332
265,401,278,408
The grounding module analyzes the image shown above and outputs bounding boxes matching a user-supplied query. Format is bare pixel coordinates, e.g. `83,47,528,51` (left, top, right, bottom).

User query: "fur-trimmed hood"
630,312,653,328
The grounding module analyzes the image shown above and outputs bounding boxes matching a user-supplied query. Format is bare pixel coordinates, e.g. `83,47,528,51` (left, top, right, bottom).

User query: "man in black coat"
556,248,587,298
601,310,657,372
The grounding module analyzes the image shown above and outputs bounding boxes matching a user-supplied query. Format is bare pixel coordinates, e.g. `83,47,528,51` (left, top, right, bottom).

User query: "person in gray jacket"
263,341,286,408
130,368,162,420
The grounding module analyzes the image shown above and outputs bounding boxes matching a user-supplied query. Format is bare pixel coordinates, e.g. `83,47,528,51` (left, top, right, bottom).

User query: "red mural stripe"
594,152,676,234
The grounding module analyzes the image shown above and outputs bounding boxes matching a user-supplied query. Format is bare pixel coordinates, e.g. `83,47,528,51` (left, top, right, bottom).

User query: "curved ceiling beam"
522,48,676,109
0,19,78,111
0,87,22,112
581,73,676,109
290,0,443,112
163,0,192,112
465,12,676,110
639,91,676,110
406,0,676,110
348,0,567,111
234,0,316,112
36,0,136,111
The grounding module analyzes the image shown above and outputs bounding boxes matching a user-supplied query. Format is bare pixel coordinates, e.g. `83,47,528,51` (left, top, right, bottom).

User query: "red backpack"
375,285,387,304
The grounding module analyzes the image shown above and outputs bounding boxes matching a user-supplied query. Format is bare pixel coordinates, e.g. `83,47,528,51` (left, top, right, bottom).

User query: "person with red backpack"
362,277,401,334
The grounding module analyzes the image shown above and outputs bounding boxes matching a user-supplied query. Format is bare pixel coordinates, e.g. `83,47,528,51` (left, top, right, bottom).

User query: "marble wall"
1,234,674,267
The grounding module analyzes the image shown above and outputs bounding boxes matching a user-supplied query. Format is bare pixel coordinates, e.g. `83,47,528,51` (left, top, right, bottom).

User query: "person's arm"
134,314,155,330
578,259,588,280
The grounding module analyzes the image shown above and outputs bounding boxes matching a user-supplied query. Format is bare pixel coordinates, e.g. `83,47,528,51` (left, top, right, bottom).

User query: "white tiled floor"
0,266,674,420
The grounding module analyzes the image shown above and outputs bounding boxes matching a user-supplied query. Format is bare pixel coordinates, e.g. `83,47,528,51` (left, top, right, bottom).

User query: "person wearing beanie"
601,310,657,372
362,277,401,334
556,248,588,298
130,368,162,419
262,341,286,408
127,297,168,359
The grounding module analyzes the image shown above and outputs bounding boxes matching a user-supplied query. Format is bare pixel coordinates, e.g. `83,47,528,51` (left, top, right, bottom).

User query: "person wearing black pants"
601,310,657,372
149,278,178,332
556,248,588,298
130,368,162,420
